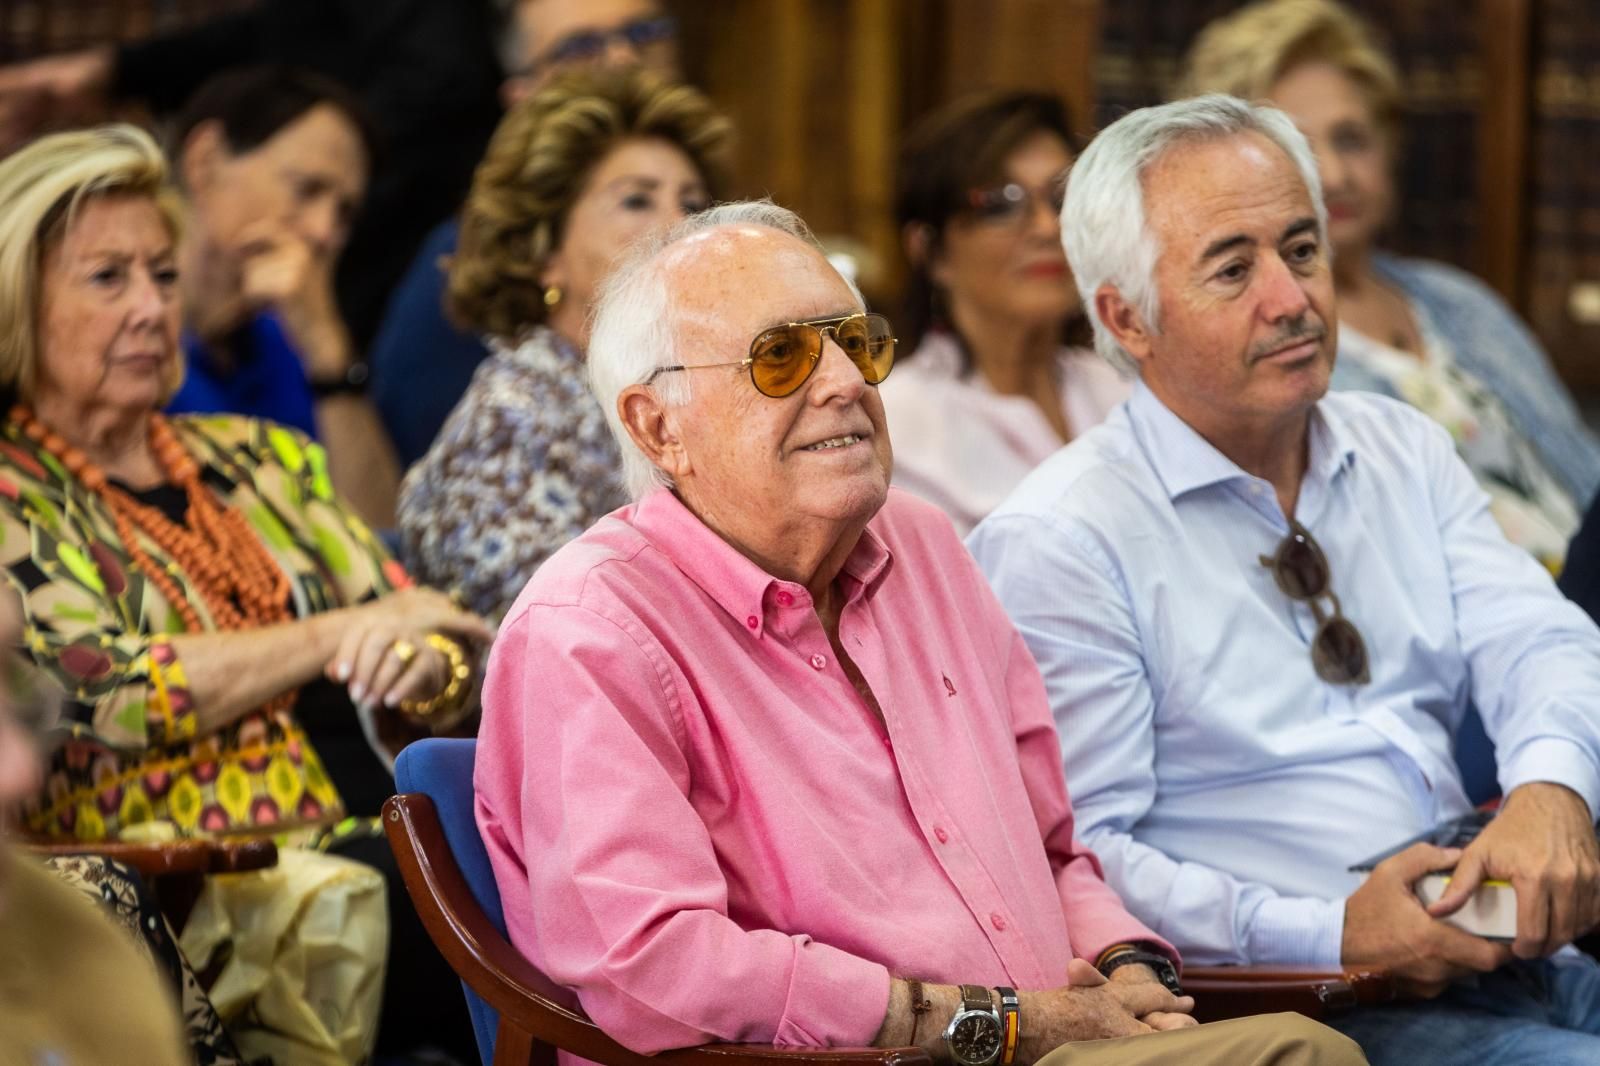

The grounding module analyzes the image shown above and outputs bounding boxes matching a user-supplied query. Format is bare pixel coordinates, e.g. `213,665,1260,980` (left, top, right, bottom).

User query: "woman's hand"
325,588,492,710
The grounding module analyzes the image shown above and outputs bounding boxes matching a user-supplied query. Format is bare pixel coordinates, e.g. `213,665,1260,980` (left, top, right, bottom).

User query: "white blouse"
878,331,1132,535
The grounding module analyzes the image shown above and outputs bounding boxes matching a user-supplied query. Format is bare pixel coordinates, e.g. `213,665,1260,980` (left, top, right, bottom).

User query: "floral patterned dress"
0,414,408,840
1339,319,1580,572
397,325,628,620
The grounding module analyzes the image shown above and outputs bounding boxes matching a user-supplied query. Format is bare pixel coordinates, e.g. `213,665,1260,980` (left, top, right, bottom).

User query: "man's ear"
178,120,228,195
619,385,690,482
1093,283,1155,368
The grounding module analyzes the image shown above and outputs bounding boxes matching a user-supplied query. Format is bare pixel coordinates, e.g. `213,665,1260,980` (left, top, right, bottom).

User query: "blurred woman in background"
1183,0,1600,570
398,66,731,619
882,90,1130,535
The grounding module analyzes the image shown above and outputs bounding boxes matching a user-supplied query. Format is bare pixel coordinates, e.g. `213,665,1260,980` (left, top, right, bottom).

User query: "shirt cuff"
1498,736,1600,820
1243,895,1345,967
772,939,891,1048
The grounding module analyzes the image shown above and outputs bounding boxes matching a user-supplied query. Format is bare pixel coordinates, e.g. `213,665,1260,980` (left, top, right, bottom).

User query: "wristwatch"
309,360,371,397
1098,948,1183,995
943,984,1002,1066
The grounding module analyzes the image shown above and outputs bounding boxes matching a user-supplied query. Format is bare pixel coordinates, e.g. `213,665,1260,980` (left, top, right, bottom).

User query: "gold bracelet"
398,633,473,718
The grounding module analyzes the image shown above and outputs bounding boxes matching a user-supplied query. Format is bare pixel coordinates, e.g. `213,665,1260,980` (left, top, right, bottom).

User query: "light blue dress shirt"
967,382,1600,968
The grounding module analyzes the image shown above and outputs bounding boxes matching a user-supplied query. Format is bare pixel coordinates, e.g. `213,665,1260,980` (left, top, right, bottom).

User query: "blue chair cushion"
394,737,505,1063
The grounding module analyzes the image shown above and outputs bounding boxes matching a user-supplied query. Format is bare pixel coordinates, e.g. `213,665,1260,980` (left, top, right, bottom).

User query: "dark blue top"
1561,491,1600,627
369,217,492,467
167,311,318,439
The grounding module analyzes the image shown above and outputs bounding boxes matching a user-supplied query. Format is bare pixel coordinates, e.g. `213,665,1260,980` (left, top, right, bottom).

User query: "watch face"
950,1014,1002,1066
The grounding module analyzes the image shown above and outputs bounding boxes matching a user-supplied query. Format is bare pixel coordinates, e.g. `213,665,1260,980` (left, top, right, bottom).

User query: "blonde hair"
447,66,732,341
1180,0,1402,140
0,124,183,401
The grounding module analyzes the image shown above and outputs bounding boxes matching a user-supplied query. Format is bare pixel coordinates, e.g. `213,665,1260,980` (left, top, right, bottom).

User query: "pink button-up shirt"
475,488,1170,1057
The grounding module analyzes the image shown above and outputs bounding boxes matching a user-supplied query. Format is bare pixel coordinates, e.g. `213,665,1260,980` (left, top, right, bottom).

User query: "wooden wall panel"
677,0,1100,306
677,0,906,303
1477,0,1532,307
675,2,1598,398
936,0,1101,141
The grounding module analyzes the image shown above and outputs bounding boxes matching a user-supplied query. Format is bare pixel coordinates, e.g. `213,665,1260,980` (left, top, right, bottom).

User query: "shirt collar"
630,488,894,636
1127,379,1357,502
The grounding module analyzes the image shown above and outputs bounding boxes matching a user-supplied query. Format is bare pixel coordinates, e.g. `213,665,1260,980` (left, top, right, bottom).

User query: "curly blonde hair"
0,124,183,401
447,67,733,342
1179,0,1402,140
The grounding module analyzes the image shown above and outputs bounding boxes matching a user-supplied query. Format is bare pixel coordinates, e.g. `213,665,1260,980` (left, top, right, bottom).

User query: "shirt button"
810,653,827,670
990,913,1007,931
746,616,758,629
934,826,949,843
776,590,794,607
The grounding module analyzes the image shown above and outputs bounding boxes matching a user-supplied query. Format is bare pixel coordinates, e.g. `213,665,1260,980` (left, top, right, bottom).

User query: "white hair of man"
589,199,858,500
1060,93,1327,374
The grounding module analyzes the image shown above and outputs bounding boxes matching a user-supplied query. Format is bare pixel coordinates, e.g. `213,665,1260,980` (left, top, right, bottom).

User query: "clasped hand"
1015,958,1194,1058
324,587,492,714
1343,782,1599,998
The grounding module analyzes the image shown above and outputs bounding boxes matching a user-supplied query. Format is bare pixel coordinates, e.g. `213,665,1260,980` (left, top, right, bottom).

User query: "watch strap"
309,360,371,397
957,984,993,1013
995,986,1019,1066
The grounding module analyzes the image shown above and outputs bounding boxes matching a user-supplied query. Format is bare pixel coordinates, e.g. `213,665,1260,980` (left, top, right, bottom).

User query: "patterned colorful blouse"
0,414,408,840
397,326,628,620
1339,319,1579,571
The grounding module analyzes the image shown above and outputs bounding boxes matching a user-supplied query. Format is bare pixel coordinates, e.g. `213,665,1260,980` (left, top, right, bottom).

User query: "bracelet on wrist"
1094,942,1138,969
1098,948,1183,995
398,633,472,719
995,986,1019,1066
906,978,932,1046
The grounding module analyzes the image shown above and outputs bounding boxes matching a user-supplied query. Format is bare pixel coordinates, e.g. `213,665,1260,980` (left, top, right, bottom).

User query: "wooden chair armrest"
24,838,214,876
204,837,278,874
1184,964,1395,1023
383,794,929,1066
21,835,278,877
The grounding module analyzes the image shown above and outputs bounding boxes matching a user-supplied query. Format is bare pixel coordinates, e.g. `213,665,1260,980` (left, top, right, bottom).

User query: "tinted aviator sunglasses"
646,312,897,398
1259,520,1370,685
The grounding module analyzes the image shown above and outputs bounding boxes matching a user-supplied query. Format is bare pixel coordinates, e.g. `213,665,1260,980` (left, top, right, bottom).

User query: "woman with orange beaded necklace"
0,124,492,1061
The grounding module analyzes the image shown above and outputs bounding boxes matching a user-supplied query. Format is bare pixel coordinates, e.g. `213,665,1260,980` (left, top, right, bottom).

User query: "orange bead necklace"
12,405,296,713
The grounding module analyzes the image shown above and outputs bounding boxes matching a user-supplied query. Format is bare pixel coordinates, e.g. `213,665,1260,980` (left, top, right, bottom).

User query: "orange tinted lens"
832,315,895,384
749,325,822,396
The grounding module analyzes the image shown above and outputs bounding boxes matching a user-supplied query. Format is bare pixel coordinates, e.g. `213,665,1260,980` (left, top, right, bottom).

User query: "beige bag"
179,848,388,1065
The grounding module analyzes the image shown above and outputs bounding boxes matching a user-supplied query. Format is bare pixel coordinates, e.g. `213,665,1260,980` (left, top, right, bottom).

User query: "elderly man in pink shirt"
474,201,1364,1066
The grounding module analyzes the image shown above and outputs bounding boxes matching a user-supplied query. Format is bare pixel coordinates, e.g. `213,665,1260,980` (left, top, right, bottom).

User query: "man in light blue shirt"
969,94,1600,1065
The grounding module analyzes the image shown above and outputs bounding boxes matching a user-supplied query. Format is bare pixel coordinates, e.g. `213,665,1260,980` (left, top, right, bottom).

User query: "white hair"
588,199,844,500
1060,93,1327,374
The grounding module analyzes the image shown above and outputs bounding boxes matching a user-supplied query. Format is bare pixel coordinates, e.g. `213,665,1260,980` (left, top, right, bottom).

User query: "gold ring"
390,639,417,666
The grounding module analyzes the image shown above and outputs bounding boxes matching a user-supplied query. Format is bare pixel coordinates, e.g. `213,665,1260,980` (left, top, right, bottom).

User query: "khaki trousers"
1035,1013,1368,1066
